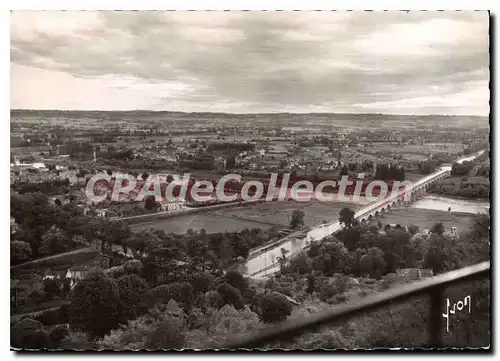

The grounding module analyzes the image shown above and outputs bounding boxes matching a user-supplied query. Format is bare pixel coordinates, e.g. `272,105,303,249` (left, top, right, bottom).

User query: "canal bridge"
355,165,451,224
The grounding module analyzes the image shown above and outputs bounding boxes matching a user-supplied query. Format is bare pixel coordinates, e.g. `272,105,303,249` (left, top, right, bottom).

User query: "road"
10,247,97,270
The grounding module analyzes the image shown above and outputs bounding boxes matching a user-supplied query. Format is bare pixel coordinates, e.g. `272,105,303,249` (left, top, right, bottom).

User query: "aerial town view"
10,11,490,350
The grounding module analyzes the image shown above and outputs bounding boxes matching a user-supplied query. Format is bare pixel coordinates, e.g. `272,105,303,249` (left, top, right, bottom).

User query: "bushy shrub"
148,282,194,309
144,320,186,350
48,325,69,348
216,283,244,310
100,314,159,350
17,329,50,349
259,293,292,324
103,266,126,279
60,331,98,350
123,260,143,276
188,272,214,294
34,308,61,326
205,290,224,310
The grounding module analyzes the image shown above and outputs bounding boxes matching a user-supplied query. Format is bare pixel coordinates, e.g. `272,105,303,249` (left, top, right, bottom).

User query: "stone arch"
392,202,396,207
375,211,380,217
386,205,391,211
368,214,373,221
361,218,366,223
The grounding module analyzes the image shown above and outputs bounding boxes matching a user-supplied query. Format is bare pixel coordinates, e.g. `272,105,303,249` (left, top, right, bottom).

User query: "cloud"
10,11,489,115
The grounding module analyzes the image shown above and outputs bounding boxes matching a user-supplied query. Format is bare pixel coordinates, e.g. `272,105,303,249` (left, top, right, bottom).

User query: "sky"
10,11,490,115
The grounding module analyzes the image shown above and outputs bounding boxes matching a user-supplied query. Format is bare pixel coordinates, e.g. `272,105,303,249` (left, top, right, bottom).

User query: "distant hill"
10,109,489,128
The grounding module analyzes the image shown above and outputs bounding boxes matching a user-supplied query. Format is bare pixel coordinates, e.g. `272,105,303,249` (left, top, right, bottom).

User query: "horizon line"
10,109,489,118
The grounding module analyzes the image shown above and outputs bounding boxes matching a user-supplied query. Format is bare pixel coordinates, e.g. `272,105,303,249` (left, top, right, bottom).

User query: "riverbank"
428,191,489,202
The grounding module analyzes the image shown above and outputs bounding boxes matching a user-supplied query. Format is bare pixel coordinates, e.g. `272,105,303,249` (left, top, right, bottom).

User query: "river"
244,150,488,278
409,195,489,214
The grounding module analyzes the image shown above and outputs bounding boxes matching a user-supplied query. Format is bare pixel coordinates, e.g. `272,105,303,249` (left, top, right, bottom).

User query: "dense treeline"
13,209,488,349
429,150,490,199
10,192,130,264
374,163,405,181
178,152,216,170
13,178,71,196
207,143,255,152
430,176,489,199
271,210,490,348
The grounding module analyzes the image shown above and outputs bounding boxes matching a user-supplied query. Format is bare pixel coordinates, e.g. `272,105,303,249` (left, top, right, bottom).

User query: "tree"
123,260,144,276
205,290,224,309
407,225,419,236
16,328,50,349
216,283,244,309
116,274,149,320
423,246,446,274
11,241,32,264
451,162,472,176
43,279,60,301
290,210,305,229
431,222,445,236
48,324,69,348
69,271,125,339
144,320,186,350
259,293,293,324
471,213,490,240
188,272,215,294
148,282,194,309
287,252,312,275
223,270,249,293
277,247,290,272
359,247,386,279
339,207,355,228
144,196,159,211
311,241,350,276
342,227,361,251
39,228,69,255
61,279,71,299
306,274,316,295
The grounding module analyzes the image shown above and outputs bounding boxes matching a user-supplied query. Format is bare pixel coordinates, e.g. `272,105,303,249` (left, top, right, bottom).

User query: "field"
214,199,365,227
367,208,477,235
131,199,367,234
130,212,278,234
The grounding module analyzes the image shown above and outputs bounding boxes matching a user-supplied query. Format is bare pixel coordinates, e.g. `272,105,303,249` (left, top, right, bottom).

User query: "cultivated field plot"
368,208,476,235
130,213,277,234
356,142,466,162
213,199,366,227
